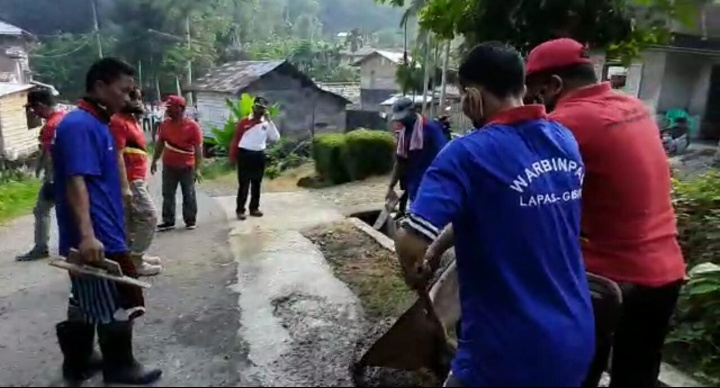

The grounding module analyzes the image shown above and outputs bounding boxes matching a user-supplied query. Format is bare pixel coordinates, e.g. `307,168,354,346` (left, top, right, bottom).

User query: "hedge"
342,129,395,181
666,172,720,381
312,129,395,184
313,133,350,184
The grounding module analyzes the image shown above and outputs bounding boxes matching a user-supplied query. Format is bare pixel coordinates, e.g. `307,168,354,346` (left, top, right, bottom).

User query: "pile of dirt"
303,221,438,387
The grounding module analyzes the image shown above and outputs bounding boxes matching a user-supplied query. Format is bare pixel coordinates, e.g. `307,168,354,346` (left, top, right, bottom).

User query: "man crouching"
52,58,161,385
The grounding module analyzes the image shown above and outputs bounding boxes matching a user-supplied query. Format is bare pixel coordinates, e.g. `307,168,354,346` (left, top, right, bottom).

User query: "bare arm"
36,150,49,178
194,144,203,171
431,225,454,257
388,158,404,191
67,176,95,240
395,226,432,288
116,150,131,193
152,141,165,164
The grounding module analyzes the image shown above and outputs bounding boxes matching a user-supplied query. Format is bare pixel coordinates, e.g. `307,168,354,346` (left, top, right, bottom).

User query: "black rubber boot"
97,321,162,385
56,321,102,383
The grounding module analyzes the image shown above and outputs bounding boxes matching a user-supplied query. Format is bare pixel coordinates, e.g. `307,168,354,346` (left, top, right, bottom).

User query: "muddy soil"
303,221,438,387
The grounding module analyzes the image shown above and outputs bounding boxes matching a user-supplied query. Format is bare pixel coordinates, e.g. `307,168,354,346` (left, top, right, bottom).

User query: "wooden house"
0,83,40,162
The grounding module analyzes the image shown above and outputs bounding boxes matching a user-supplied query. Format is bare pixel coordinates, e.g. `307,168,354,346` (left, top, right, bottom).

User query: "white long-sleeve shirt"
238,116,280,151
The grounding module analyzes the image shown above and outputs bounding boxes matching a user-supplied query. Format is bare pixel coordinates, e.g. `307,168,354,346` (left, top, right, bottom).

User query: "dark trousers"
235,149,265,214
162,166,197,225
583,280,683,387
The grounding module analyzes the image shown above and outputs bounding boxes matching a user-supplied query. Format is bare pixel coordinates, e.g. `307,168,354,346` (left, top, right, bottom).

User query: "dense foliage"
376,0,711,63
1,0,410,100
668,172,720,381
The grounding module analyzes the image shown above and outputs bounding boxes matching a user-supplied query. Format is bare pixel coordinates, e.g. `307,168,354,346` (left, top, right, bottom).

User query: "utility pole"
137,60,143,90
91,0,103,58
185,16,193,106
439,41,450,113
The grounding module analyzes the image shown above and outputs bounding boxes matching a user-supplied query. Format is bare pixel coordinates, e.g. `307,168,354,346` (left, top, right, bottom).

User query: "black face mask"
399,115,417,129
122,101,145,115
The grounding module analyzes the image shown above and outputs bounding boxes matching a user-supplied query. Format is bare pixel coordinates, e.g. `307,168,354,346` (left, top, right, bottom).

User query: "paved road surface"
0,170,254,387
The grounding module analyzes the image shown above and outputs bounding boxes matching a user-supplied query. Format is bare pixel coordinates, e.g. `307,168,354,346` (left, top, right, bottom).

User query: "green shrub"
312,133,349,184
673,172,720,268
668,172,720,381
342,129,395,181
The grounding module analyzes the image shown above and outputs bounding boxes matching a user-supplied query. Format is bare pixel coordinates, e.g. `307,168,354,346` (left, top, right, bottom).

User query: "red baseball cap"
165,95,186,108
525,38,592,76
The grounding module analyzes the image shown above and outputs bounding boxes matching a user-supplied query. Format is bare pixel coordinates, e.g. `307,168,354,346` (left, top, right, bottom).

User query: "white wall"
196,91,232,138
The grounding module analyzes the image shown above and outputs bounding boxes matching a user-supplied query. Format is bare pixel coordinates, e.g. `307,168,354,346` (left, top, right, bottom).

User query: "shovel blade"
359,261,460,374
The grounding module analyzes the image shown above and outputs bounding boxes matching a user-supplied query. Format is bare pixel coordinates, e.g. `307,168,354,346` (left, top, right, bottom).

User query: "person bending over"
395,42,595,387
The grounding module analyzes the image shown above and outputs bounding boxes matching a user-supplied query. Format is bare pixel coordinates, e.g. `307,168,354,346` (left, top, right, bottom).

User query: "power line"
30,35,93,58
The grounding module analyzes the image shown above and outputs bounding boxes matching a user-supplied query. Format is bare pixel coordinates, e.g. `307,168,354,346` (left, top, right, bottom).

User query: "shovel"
357,207,460,379
49,248,152,289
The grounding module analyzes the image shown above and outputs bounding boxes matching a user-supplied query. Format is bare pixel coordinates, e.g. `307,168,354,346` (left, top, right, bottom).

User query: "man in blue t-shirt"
395,42,595,387
52,58,161,386
386,97,447,210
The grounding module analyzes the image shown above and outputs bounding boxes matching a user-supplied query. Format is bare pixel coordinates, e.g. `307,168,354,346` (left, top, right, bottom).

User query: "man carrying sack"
110,88,162,277
228,96,280,220
52,58,161,385
152,95,203,231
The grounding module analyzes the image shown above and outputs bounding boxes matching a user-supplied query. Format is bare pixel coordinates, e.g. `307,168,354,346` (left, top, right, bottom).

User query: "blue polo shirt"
53,101,127,256
403,106,595,386
398,119,448,201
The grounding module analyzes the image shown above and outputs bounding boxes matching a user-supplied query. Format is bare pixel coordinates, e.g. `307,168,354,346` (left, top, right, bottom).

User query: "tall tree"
376,0,712,62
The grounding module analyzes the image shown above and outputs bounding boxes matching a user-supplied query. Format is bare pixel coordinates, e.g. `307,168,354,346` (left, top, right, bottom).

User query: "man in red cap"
151,95,203,231
525,38,686,387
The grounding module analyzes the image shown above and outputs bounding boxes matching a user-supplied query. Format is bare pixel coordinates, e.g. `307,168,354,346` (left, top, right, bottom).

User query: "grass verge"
0,178,40,223
303,221,414,321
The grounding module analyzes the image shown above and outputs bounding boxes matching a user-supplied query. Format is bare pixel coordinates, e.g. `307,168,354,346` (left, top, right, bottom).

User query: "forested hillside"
0,0,411,99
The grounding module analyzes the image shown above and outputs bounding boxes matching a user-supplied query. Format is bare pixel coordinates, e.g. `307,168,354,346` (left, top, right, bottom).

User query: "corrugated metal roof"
0,83,33,97
0,20,24,36
189,60,285,93
353,49,410,66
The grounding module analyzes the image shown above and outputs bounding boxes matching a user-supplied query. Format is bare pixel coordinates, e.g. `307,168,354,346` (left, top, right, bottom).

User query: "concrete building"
611,4,720,140
189,60,351,140
353,49,409,111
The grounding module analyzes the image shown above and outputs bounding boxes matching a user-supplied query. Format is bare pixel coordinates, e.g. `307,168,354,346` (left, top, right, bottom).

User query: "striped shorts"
66,252,146,324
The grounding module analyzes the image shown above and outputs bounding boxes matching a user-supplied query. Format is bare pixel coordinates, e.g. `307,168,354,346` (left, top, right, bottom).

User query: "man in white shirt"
228,97,280,220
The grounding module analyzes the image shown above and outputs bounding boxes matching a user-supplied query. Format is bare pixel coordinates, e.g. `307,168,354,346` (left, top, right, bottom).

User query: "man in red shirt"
151,95,203,231
17,88,65,261
110,88,162,276
525,38,686,387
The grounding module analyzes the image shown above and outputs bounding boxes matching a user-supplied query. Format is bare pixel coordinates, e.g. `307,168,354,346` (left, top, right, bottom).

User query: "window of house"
26,106,42,130
604,65,628,89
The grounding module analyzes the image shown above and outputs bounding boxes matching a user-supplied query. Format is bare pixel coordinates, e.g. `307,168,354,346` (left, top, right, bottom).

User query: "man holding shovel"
395,42,595,387
386,97,447,212
52,58,161,385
